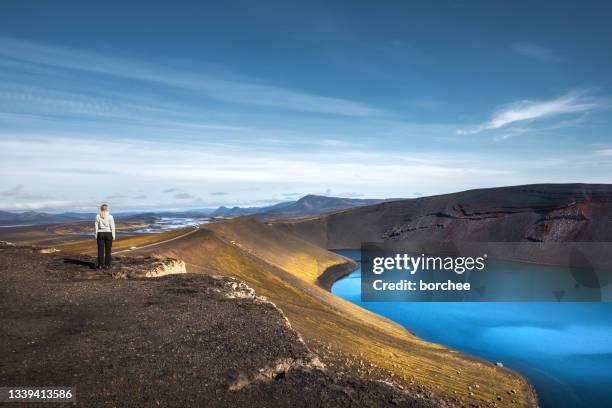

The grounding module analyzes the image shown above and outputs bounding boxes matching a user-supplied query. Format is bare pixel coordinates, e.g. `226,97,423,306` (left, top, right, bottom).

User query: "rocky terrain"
0,245,436,407
274,184,612,248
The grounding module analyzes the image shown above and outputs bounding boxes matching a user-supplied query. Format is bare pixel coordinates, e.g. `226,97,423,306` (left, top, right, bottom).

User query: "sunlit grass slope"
138,220,537,408
205,218,351,284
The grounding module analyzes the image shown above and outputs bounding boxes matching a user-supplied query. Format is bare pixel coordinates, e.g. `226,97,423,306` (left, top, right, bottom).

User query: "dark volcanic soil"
0,246,435,407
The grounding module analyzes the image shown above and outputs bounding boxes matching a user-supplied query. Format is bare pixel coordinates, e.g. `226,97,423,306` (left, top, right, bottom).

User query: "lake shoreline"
316,256,358,291
328,250,612,408
318,248,539,407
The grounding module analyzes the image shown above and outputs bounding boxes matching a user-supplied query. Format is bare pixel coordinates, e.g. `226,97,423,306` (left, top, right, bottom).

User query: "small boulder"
39,247,60,254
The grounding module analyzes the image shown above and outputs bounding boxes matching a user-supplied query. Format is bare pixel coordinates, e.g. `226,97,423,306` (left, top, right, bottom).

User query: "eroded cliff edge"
0,246,435,408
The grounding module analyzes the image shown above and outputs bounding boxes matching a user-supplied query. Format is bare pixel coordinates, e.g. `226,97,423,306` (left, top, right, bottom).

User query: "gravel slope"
0,246,435,407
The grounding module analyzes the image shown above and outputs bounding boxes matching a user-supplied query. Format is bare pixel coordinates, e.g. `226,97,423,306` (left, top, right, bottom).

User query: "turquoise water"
331,250,612,408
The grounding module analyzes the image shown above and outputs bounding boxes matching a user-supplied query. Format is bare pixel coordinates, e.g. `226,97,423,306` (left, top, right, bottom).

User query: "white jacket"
95,214,116,239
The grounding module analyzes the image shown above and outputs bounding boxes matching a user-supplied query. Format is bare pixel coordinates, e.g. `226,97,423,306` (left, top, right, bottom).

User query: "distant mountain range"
0,210,91,226
0,195,386,226
212,195,386,217
274,184,612,248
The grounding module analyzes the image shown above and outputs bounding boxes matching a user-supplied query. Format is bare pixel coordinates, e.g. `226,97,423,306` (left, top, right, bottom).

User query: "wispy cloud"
458,91,602,135
511,42,565,63
595,149,612,156
106,193,128,199
491,115,588,141
4,134,612,210
0,185,24,197
0,200,73,211
0,91,248,131
281,192,302,199
174,193,195,200
0,36,383,117
0,184,46,200
0,135,523,210
320,190,365,198
320,139,354,147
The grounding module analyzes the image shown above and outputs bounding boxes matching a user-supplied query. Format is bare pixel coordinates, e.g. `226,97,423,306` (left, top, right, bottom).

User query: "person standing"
94,203,116,269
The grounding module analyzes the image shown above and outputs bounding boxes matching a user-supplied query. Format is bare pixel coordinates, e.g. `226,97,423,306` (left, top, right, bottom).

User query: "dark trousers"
97,232,113,267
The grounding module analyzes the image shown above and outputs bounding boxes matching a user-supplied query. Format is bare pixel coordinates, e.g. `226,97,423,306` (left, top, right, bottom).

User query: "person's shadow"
62,258,97,269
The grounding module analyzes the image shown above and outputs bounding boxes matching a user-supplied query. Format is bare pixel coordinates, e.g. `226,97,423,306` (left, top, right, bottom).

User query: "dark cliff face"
275,184,612,248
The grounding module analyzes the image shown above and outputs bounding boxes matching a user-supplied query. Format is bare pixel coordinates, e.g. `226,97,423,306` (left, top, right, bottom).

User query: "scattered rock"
38,247,60,254
143,258,186,277
0,246,438,407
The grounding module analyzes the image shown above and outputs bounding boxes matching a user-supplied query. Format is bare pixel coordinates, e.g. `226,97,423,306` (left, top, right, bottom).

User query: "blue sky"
1,1,611,211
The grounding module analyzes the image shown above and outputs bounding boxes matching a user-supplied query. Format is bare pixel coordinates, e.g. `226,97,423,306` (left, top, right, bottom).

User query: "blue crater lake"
331,250,612,408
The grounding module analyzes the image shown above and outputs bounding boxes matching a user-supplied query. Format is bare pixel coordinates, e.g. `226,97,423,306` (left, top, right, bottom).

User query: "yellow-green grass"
206,218,349,284
144,221,536,407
